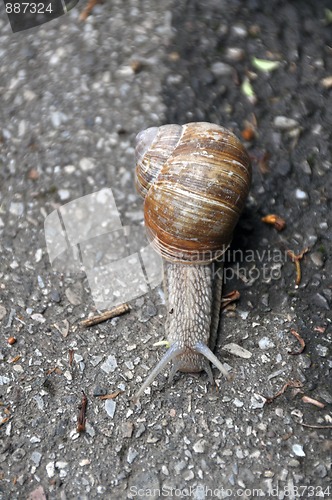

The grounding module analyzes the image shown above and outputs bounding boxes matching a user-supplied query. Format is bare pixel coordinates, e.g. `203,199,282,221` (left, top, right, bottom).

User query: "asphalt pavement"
0,0,331,498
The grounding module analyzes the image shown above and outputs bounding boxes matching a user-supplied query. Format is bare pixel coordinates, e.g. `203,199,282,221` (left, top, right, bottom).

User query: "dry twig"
287,247,309,286
99,390,124,400
221,290,240,310
288,328,306,355
77,391,88,433
69,349,74,367
0,417,11,428
301,395,325,409
265,380,303,404
79,0,104,21
80,303,130,328
297,421,332,429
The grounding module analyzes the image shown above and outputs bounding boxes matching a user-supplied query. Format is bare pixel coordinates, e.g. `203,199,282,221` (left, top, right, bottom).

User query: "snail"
133,122,251,399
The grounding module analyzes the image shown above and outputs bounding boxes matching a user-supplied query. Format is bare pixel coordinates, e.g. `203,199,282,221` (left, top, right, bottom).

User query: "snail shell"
135,122,251,264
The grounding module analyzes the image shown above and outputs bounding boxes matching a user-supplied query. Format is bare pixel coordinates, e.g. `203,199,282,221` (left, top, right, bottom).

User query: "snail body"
134,122,251,399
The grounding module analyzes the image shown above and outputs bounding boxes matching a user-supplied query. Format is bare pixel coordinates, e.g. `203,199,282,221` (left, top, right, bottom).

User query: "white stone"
105,399,116,418
31,452,42,467
295,189,308,200
79,158,95,171
193,439,206,453
292,444,305,457
46,461,55,478
101,355,118,374
258,337,275,350
222,343,252,358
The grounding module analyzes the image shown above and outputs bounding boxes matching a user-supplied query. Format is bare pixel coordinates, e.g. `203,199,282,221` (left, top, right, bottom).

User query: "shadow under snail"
133,122,252,400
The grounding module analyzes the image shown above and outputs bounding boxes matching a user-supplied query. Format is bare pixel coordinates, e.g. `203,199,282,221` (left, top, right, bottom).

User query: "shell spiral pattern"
135,122,251,263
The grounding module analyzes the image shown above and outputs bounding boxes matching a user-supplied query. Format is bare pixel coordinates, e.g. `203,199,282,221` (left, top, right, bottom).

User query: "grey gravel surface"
0,0,332,499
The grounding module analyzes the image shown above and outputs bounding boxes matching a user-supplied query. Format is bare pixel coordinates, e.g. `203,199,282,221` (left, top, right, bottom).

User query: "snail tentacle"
132,341,185,401
194,341,230,380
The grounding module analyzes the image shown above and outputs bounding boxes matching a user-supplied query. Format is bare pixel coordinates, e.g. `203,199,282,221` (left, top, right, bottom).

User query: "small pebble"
85,422,95,438
93,386,107,397
225,47,244,61
251,393,266,409
101,354,118,374
50,290,61,303
90,355,103,367
122,422,134,438
105,399,116,418
30,436,41,443
258,337,275,350
79,158,95,171
238,310,250,320
288,459,300,467
65,285,83,306
161,465,169,476
174,460,186,473
211,62,233,77
295,188,309,200
0,305,7,321
31,313,46,323
46,461,55,478
8,337,17,345
310,252,324,267
312,293,330,311
79,459,91,466
183,470,194,481
273,116,299,130
37,275,45,289
58,189,71,201
35,249,43,262
222,343,252,358
33,395,44,411
193,439,206,453
316,344,328,357
138,302,158,322
135,424,146,438
233,398,244,408
232,24,247,37
9,202,24,217
314,464,327,478
51,111,67,128
292,444,305,457
127,447,138,464
27,486,47,500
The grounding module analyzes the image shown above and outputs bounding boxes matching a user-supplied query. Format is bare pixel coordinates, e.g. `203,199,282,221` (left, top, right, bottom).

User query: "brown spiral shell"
135,122,251,264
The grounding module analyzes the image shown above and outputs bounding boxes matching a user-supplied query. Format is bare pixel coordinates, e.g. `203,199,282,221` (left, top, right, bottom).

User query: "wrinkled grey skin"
133,260,229,400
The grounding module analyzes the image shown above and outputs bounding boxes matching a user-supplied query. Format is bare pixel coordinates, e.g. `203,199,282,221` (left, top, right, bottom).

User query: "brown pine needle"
80,303,130,328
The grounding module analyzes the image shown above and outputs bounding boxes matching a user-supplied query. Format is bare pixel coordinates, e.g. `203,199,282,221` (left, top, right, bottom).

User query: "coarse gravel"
0,0,331,499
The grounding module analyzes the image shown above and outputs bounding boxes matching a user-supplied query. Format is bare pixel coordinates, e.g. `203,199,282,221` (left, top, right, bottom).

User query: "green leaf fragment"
241,77,255,98
325,9,332,24
252,57,280,72
153,340,171,348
